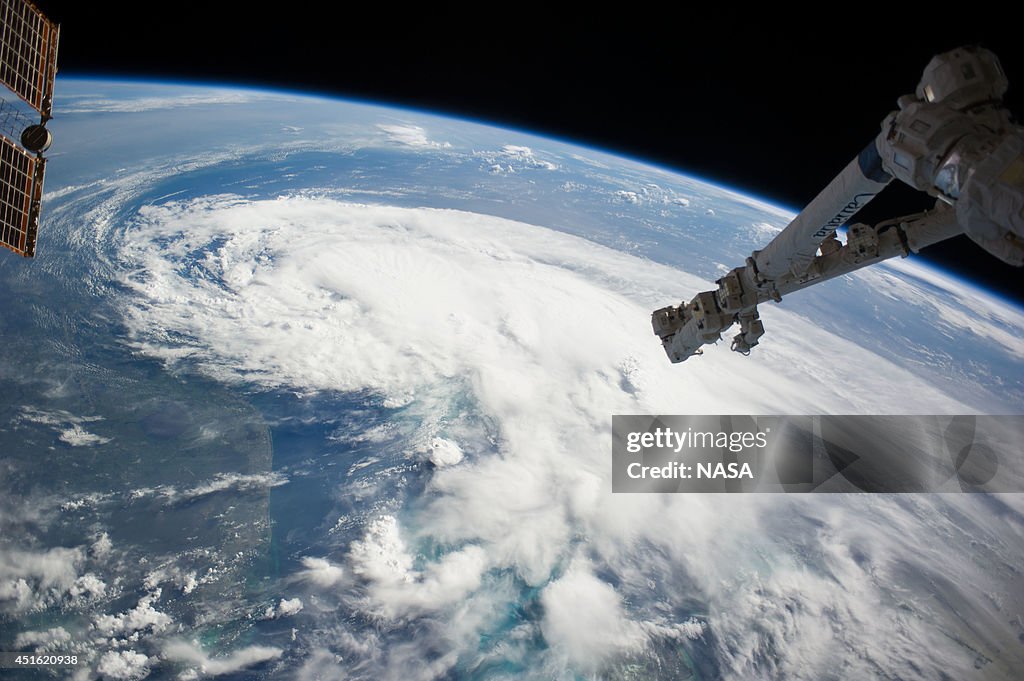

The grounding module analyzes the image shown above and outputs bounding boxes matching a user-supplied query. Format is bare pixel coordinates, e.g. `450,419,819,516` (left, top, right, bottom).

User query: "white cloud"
297,556,344,587
59,425,113,447
278,597,303,616
110,196,1021,677
688,494,1024,680
540,561,647,671
91,533,113,560
348,515,488,619
70,573,106,601
15,405,81,425
750,221,782,240
499,144,557,170
94,590,172,638
292,649,349,681
62,91,266,114
348,515,412,587
0,546,101,612
163,640,282,678
475,145,558,173
0,546,81,590
181,572,198,595
376,124,451,149
97,650,150,680
14,626,72,650
610,184,703,208
675,617,706,640
15,407,111,447
61,493,113,512
162,472,289,503
116,197,968,412
427,437,463,467
872,258,1024,359
501,144,532,156
263,597,303,619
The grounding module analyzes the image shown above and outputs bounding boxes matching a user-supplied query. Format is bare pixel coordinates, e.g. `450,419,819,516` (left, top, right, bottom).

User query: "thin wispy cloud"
61,91,274,114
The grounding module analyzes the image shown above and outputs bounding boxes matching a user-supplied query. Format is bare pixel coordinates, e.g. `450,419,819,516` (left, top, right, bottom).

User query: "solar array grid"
0,0,55,256
0,0,57,117
0,133,37,256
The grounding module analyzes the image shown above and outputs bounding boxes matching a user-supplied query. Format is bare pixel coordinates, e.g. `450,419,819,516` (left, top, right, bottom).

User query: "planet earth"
1,79,1023,680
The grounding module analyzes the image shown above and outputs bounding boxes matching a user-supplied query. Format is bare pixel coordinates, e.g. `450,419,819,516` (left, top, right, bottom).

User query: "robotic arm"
653,46,1024,363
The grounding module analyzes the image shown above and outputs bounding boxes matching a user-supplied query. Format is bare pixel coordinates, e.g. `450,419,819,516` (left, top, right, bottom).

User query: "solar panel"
0,0,59,119
0,132,42,256
0,0,56,257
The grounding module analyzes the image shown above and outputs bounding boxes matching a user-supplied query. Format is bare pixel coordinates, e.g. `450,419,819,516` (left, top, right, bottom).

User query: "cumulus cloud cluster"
376,124,451,149
606,182,694,208
498,144,557,170
426,437,463,467
478,144,559,174
348,515,488,620
97,650,150,680
94,589,172,639
110,196,1023,678
0,546,105,613
262,597,303,619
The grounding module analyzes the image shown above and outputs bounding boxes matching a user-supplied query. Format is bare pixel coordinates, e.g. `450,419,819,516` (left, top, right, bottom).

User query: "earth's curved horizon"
1,77,1022,681
62,74,1024,310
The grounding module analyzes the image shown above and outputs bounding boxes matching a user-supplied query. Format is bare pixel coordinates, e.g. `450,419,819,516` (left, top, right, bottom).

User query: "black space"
34,5,1021,303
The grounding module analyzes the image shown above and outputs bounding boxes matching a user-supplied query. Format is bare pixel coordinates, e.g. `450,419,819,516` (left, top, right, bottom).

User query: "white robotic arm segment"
752,142,892,282
652,206,963,362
